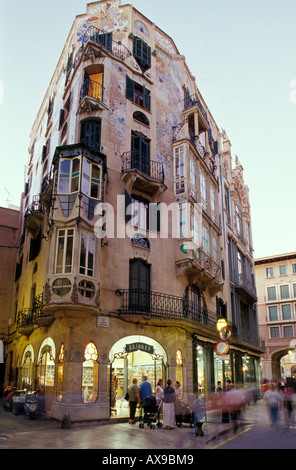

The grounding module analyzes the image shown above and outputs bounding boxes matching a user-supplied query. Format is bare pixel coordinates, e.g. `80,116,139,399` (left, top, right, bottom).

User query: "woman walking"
163,379,176,429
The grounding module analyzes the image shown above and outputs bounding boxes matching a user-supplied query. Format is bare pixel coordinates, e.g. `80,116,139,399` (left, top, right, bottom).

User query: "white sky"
0,0,295,259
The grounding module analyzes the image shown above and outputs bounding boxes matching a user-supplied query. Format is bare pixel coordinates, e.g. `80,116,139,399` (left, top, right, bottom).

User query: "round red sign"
214,340,230,355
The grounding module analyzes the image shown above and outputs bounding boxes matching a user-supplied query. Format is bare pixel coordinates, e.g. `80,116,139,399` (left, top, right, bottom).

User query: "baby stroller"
175,400,194,427
139,394,162,429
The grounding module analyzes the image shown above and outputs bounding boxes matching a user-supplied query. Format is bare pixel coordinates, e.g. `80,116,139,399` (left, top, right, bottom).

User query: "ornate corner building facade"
3,0,264,423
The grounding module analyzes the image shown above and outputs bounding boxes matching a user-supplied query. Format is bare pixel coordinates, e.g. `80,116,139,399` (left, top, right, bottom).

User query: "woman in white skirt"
163,379,176,429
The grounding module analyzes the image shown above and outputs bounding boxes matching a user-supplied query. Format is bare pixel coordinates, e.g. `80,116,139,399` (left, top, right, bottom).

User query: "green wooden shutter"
124,189,132,223
126,75,134,101
143,85,150,111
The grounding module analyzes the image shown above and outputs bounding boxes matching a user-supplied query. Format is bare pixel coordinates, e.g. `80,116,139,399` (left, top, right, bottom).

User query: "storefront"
108,335,168,418
193,337,261,395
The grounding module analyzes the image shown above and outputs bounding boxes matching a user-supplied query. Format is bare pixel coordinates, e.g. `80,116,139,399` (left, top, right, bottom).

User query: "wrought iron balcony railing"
16,308,35,329
117,288,221,329
183,93,208,122
82,26,131,61
234,272,257,301
116,289,264,350
24,195,45,224
80,78,105,104
121,151,165,183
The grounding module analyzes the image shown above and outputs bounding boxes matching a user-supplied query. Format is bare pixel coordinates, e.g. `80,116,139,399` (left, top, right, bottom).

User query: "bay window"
58,155,102,200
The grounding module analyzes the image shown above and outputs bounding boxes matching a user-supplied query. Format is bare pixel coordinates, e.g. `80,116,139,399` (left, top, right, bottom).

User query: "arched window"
20,345,34,391
82,342,99,403
133,111,149,127
36,338,56,412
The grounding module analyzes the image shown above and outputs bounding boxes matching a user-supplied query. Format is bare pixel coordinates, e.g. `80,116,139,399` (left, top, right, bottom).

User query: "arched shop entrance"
36,338,56,412
108,336,168,418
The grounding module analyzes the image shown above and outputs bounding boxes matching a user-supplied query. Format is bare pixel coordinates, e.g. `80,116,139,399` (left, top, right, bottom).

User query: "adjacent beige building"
255,253,296,380
3,0,263,424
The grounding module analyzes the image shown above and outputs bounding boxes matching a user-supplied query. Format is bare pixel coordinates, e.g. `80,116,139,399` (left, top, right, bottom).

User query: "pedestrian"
174,381,182,400
139,376,152,403
155,379,164,405
283,386,294,428
225,384,243,433
128,378,140,424
216,381,223,393
163,379,176,429
264,382,282,428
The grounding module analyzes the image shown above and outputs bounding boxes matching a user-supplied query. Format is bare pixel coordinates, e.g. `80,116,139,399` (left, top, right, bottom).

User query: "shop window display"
20,350,33,390
82,342,99,403
176,349,183,389
57,344,64,402
196,345,205,396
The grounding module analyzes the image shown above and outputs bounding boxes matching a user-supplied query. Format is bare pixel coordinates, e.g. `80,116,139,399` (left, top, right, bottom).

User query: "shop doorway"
108,336,168,418
36,338,55,412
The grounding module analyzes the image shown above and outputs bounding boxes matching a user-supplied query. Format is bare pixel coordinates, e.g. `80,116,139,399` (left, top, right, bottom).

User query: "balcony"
176,247,222,296
79,78,107,113
16,294,53,335
183,93,208,123
121,151,166,198
24,195,45,239
82,26,131,62
234,272,257,303
33,293,53,327
40,173,53,208
116,288,220,330
16,308,35,336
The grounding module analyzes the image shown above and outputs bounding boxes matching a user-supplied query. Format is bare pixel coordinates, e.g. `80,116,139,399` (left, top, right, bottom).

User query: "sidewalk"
0,399,267,449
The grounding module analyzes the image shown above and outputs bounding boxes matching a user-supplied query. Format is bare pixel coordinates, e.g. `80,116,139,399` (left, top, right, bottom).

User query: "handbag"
124,392,129,401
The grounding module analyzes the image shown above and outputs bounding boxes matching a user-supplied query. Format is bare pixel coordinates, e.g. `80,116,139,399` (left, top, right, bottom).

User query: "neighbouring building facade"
3,0,264,424
255,252,296,381
0,206,20,396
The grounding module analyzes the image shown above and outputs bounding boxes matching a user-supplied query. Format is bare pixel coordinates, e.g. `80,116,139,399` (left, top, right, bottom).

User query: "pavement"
0,398,270,450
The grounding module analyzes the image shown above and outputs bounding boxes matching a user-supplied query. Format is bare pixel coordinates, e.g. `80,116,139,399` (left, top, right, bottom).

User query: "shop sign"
126,342,154,354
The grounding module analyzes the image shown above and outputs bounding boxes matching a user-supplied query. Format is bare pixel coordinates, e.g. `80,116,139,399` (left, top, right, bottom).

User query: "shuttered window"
80,120,101,152
133,37,151,73
131,133,150,175
126,75,150,111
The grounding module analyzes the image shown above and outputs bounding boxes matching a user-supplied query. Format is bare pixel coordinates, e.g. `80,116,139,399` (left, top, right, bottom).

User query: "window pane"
59,160,70,193
270,327,280,338
280,285,290,299
266,267,274,277
267,287,276,301
87,234,95,276
284,326,293,337
90,164,101,199
71,158,80,192
293,264,296,274
269,306,278,321
282,304,292,320
56,231,65,273
65,230,74,273
82,159,90,195
80,230,87,275
279,265,287,275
